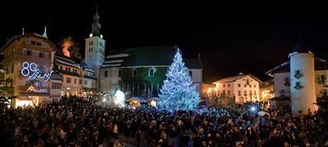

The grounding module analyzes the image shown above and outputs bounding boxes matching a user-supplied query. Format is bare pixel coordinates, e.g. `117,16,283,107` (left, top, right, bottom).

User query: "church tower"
84,5,106,91
288,35,318,114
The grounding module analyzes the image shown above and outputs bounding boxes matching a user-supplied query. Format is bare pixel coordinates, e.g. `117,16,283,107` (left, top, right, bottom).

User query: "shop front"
13,85,50,108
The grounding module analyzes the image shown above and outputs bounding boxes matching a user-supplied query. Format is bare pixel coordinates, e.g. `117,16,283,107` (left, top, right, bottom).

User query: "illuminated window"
32,50,36,56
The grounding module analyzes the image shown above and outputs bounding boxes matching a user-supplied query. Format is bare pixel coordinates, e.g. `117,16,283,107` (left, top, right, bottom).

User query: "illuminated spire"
91,4,101,37
22,27,25,35
42,26,48,38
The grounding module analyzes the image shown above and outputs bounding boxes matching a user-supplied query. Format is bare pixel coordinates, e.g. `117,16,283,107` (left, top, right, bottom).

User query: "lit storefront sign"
26,85,48,93
20,62,53,82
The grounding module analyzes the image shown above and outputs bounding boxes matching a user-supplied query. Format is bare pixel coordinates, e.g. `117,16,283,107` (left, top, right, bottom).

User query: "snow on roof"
54,57,81,68
213,73,262,84
265,61,290,77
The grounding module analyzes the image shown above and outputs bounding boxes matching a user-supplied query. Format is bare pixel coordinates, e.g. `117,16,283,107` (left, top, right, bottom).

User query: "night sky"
1,2,328,83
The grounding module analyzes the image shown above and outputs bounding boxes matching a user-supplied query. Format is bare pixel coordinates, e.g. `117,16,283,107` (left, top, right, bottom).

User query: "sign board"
20,62,53,82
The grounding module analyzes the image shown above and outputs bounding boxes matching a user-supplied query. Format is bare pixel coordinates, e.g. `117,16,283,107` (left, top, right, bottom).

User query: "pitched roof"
54,55,82,69
291,36,312,53
0,33,57,52
213,73,263,84
265,61,290,77
266,58,328,77
288,35,314,58
102,45,202,69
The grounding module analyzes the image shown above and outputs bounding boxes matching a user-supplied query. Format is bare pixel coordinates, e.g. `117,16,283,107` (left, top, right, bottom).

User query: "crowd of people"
1,96,328,147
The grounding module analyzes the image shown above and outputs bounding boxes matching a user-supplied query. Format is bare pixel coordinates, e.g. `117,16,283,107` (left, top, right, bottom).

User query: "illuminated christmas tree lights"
157,48,200,112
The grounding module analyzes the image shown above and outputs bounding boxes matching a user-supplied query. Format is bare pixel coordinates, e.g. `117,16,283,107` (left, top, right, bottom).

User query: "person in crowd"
3,95,327,147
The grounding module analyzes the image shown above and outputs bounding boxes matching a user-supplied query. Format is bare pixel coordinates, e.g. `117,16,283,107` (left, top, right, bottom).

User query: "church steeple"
42,26,48,38
90,4,101,37
289,33,313,57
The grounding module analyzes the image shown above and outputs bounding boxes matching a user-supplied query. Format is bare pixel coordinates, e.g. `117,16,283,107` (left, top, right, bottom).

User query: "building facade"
98,46,203,99
213,73,262,104
266,37,327,114
259,79,274,102
53,55,97,98
0,30,62,107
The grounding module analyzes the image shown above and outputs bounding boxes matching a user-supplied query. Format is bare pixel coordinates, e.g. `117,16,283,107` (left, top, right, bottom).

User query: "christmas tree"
157,47,200,112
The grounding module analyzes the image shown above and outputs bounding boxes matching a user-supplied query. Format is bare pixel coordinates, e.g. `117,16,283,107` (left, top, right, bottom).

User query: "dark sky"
1,2,328,83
